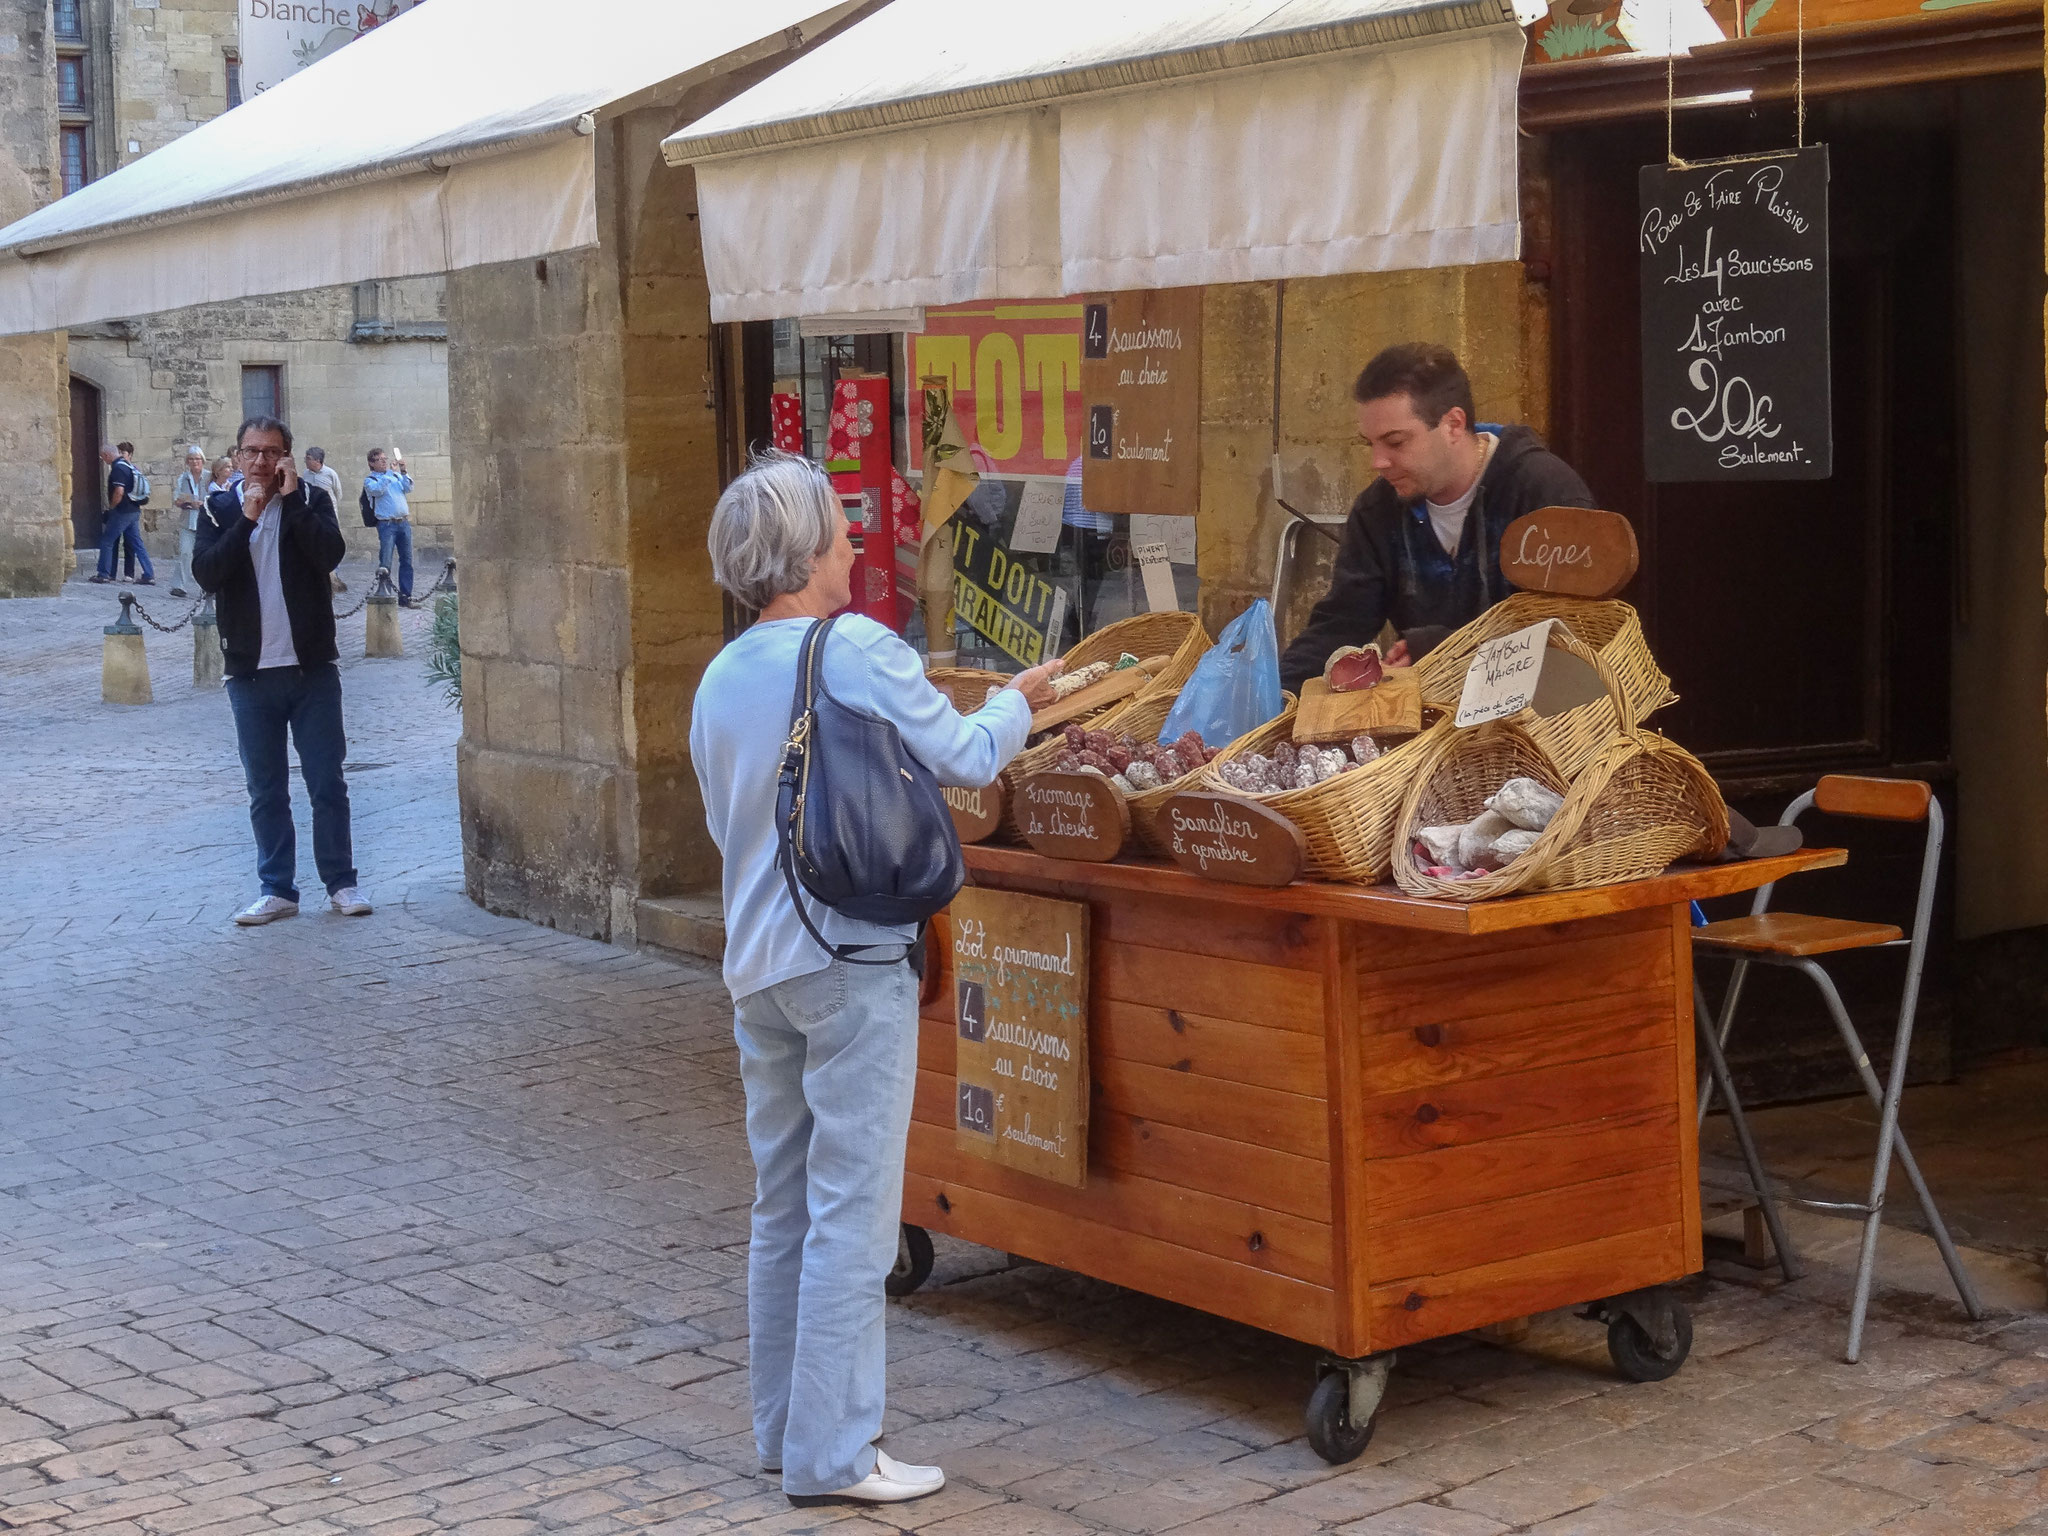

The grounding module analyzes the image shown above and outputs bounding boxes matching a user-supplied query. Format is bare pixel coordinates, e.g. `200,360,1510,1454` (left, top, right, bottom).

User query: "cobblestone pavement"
2,565,2047,1536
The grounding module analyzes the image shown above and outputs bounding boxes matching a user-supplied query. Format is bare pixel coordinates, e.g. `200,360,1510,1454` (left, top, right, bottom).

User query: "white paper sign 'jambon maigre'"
1454,620,1606,728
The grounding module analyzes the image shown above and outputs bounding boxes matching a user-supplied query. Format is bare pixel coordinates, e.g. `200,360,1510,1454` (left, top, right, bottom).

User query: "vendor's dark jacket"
191,482,347,679
1278,425,1595,694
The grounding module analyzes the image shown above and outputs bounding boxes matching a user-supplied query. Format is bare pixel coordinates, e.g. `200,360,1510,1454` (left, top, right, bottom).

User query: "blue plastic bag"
1159,599,1284,749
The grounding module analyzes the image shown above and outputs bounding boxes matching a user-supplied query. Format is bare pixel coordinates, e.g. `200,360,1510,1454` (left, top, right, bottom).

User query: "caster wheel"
886,1223,935,1297
1608,1305,1692,1382
1304,1369,1378,1464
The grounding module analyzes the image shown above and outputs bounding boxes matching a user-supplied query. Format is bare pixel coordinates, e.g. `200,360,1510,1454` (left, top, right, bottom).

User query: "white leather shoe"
787,1448,944,1507
328,886,373,916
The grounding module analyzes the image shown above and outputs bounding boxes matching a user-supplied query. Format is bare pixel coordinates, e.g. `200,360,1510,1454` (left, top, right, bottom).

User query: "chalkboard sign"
951,888,1089,1186
1639,147,1830,482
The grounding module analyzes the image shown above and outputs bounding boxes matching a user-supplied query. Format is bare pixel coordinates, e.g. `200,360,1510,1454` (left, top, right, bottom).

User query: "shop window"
59,126,89,196
240,364,282,423
225,51,242,108
57,55,85,110
775,305,1199,673
53,0,82,41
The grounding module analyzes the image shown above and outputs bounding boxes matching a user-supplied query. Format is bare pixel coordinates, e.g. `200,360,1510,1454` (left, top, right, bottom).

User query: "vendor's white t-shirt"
1425,433,1498,556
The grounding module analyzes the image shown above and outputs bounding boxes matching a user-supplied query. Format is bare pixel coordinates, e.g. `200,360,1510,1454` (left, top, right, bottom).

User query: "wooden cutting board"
1030,654,1170,734
1293,671,1422,743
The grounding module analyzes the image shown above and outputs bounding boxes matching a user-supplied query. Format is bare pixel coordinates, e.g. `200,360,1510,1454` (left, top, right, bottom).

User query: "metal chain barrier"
111,561,452,633
128,594,208,633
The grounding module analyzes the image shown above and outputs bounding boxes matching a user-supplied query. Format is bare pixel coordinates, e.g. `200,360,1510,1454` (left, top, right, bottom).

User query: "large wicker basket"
1192,704,1450,884
1390,722,1728,902
1412,593,1675,778
927,667,1013,714
1064,611,1210,707
1121,697,1293,856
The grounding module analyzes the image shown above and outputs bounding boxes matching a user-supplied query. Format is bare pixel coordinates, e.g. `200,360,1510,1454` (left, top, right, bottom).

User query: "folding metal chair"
1691,775,1985,1362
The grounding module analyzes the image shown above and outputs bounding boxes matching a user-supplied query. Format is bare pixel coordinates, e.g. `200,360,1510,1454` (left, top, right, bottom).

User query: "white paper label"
1134,540,1179,614
1044,586,1069,655
1009,480,1066,554
1129,513,1196,566
1455,620,1556,727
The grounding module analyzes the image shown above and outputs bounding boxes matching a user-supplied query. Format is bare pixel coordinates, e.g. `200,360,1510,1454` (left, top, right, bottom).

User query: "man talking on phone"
193,414,372,926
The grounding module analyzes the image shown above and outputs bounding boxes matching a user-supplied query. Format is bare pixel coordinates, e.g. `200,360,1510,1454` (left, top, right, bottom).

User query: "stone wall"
70,280,453,565
0,0,72,598
113,0,235,162
1195,264,1543,640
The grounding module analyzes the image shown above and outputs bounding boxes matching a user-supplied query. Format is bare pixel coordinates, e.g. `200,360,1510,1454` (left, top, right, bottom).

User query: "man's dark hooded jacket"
191,482,348,679
1278,425,1595,693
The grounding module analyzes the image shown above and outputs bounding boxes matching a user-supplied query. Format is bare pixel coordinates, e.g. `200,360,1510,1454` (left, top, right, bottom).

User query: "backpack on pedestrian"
127,464,151,506
359,485,378,528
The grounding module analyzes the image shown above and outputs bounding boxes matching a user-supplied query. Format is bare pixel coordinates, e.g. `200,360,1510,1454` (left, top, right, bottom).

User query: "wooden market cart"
891,842,1845,1461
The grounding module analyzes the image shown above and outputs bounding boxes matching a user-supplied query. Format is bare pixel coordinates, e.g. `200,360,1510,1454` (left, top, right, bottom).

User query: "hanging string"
1795,0,1806,147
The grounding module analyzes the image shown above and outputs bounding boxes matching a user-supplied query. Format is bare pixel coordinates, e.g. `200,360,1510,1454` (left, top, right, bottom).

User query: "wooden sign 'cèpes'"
1499,507,1639,600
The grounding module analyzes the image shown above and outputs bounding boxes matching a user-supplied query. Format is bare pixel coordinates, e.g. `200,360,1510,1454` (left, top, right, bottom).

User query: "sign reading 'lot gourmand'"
1081,288,1203,518
951,888,1089,1187
1639,147,1831,481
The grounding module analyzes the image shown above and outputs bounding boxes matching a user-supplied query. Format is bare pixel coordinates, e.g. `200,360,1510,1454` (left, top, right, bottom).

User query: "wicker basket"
1412,593,1675,778
1192,706,1450,884
1063,611,1211,706
1123,698,1292,856
927,667,1013,714
1389,723,1728,902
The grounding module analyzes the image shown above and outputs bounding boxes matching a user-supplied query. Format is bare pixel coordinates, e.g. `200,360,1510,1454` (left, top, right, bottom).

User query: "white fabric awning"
663,0,1526,323
0,0,865,336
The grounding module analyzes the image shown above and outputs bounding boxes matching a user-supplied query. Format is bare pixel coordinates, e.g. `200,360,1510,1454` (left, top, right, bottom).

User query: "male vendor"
1278,343,1596,693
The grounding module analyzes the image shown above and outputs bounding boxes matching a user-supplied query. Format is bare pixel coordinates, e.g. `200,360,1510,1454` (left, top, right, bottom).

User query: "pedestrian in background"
170,445,207,597
302,446,342,511
193,415,371,927
361,448,415,605
91,442,155,586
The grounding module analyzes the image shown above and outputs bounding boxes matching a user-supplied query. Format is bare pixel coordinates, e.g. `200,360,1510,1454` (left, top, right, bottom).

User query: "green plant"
425,590,461,707
1536,15,1624,57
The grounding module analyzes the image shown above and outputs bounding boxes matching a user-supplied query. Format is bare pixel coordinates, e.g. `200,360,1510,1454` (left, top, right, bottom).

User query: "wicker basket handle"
1543,621,1640,746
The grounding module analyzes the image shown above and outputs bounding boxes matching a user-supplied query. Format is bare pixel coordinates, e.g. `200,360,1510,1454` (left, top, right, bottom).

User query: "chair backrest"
1752,776,1942,978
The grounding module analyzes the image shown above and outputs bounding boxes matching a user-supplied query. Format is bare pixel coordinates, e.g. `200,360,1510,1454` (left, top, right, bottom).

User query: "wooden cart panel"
911,887,1342,1347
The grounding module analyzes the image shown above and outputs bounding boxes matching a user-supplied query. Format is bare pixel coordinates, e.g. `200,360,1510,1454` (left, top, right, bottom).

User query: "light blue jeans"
733,956,918,1497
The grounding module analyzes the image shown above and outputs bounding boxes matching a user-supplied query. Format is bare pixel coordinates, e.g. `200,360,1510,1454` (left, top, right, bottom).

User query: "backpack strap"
777,614,907,968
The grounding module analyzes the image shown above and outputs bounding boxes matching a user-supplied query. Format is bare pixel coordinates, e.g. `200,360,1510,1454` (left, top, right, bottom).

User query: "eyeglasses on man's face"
237,445,288,461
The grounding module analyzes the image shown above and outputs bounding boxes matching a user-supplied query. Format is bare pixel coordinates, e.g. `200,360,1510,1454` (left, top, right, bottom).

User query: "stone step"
635,893,725,963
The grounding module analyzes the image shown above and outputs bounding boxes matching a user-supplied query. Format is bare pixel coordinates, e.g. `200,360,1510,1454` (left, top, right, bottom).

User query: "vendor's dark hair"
235,415,292,451
1352,343,1475,431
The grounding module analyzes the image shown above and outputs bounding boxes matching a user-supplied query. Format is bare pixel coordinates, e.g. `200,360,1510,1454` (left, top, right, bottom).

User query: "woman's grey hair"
708,449,840,611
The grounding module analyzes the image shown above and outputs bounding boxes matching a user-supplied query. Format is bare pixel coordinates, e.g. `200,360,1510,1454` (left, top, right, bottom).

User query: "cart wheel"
1607,1305,1693,1382
886,1224,935,1297
1305,1370,1378,1464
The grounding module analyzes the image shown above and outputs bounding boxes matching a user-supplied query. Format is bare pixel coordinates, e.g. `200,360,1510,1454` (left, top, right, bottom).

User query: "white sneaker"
329,887,373,916
787,1448,944,1507
234,895,299,926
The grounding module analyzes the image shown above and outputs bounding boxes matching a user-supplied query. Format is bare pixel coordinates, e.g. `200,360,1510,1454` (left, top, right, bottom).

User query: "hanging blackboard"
1639,147,1830,482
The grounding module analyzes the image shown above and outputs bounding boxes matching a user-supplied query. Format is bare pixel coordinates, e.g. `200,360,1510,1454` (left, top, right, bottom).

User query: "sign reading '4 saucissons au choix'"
1638,146,1830,482
951,888,1089,1188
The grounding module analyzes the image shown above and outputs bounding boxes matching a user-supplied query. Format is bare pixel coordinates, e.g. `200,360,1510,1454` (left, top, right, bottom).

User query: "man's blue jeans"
96,508,154,581
225,663,356,902
376,517,414,597
733,958,918,1496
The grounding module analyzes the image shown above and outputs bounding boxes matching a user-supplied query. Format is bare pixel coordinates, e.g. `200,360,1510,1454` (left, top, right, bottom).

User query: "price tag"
1129,514,1196,566
1009,480,1065,554
1134,540,1179,614
1044,586,1068,654
1453,619,1606,728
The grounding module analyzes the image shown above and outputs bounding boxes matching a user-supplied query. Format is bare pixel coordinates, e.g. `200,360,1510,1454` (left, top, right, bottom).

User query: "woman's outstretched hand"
1004,657,1066,710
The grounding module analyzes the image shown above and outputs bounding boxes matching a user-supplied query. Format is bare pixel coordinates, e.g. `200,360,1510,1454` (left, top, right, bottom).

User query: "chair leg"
1696,958,1753,1128
1694,982,1800,1282
1798,962,1986,1360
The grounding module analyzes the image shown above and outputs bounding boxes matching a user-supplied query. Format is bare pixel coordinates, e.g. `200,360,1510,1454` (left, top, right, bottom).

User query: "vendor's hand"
1383,638,1412,668
1004,657,1065,710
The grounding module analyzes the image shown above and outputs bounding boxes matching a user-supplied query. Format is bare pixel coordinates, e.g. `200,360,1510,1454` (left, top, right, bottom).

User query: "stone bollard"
102,594,154,705
192,597,222,687
365,565,403,658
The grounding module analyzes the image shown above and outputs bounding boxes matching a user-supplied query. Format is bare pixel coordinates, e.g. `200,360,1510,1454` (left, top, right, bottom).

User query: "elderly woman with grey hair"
690,450,1060,1508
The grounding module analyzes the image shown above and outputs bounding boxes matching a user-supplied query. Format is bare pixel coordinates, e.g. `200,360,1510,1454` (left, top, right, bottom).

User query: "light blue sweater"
690,615,1032,1002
